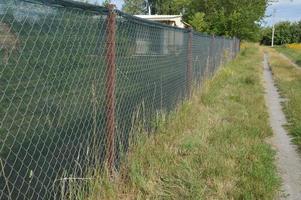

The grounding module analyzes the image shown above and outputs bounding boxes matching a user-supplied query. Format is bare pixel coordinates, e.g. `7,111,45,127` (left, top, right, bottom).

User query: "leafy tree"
122,0,181,15
102,0,111,7
290,22,301,43
260,21,301,45
260,27,272,45
122,0,147,14
188,12,206,32
275,22,293,44
182,0,269,40
148,0,178,14
122,0,270,41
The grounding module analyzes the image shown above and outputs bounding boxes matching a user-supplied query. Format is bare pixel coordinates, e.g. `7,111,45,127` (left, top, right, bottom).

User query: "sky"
89,0,124,9
264,0,301,26
110,0,124,9
93,0,301,27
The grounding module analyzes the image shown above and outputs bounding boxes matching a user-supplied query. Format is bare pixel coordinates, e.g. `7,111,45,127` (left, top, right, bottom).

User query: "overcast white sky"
92,0,301,26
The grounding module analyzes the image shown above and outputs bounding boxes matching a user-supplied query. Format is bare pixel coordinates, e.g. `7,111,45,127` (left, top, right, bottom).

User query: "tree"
122,0,147,14
122,0,182,15
148,0,178,15
188,12,206,32
260,21,301,45
182,0,269,40
161,0,269,40
122,0,270,41
102,0,111,7
290,22,301,43
260,27,272,45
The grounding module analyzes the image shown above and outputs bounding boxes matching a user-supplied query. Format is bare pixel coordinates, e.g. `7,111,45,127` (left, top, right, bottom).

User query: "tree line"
260,21,301,45
100,0,301,46
121,0,270,41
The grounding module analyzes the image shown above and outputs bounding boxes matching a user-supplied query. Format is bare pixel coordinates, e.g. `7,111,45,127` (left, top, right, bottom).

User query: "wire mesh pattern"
0,0,240,199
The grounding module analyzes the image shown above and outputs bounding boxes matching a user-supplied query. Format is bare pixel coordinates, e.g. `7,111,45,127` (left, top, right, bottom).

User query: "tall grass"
66,43,279,199
267,47,301,149
275,46,301,67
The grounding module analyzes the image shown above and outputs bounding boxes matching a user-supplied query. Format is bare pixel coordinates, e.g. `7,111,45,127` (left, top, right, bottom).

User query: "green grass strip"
71,43,280,199
275,46,301,67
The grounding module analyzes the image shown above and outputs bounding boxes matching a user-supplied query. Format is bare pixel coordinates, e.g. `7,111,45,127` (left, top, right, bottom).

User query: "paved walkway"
263,53,301,200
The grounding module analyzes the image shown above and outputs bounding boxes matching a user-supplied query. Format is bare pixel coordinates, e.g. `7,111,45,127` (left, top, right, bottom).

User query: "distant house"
133,15,190,55
134,15,190,29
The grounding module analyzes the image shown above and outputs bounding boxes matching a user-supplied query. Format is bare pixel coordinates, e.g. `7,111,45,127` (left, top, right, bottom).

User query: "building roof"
134,15,189,28
134,15,183,20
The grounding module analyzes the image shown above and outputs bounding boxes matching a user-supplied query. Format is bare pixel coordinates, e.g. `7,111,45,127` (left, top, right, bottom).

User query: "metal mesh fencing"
0,0,240,199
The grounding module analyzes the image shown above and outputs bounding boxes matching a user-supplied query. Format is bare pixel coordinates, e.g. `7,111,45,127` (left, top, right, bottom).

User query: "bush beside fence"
0,0,240,199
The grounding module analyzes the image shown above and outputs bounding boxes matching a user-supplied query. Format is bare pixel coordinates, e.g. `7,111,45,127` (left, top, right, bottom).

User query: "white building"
134,15,189,28
133,15,190,55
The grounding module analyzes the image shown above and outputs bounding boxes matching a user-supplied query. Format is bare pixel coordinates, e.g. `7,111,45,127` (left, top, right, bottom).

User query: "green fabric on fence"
0,0,239,199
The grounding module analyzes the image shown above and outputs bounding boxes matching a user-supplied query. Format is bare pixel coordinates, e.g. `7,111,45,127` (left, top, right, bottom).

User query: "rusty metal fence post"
207,35,213,77
234,37,237,57
221,36,225,66
237,38,240,56
231,37,234,59
234,37,237,58
105,4,116,174
187,28,193,97
210,35,215,73
236,38,238,57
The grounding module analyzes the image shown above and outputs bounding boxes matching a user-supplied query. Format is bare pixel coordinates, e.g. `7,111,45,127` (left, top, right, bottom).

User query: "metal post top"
107,4,116,10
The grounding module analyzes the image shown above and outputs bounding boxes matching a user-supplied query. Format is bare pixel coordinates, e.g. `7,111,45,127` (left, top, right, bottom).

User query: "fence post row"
187,28,193,97
105,4,116,174
104,4,239,174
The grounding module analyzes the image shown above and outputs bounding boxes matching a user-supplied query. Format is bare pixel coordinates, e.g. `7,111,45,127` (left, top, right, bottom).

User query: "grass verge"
71,43,280,199
266,47,301,149
275,46,301,67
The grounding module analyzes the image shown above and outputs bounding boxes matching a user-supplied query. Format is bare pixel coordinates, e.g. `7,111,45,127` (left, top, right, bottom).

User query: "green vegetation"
267,48,301,149
122,0,147,14
123,0,269,41
102,0,111,6
260,21,301,45
275,46,301,67
70,43,280,199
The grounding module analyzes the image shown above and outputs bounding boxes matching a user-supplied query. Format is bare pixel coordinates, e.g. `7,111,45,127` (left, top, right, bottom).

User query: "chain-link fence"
0,0,240,199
